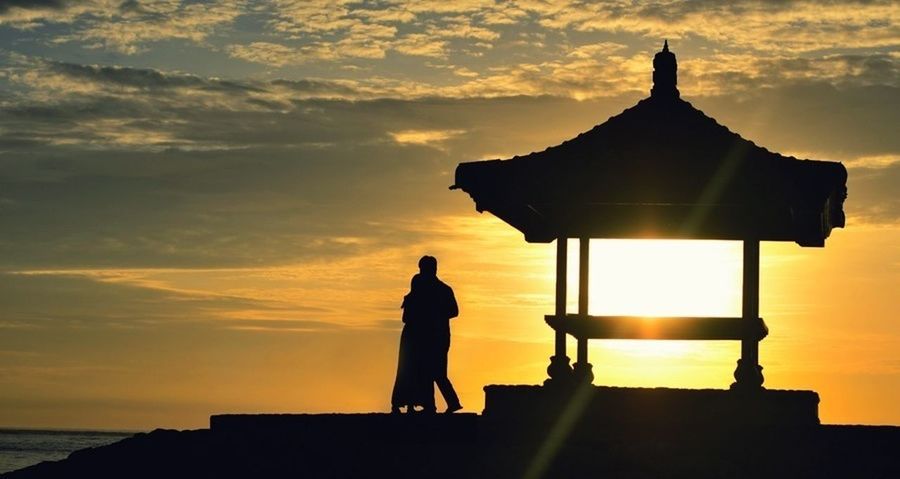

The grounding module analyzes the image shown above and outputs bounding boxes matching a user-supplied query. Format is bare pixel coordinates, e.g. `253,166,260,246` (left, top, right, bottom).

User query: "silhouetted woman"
390,274,431,413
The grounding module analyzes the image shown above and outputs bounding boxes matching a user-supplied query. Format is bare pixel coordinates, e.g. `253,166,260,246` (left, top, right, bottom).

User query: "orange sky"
0,1,898,430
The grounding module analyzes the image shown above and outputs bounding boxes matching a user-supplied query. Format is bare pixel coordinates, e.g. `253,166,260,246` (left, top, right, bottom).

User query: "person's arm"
401,294,410,323
447,287,459,319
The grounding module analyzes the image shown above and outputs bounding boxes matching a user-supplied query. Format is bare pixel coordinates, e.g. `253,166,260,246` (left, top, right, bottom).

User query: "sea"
0,429,134,474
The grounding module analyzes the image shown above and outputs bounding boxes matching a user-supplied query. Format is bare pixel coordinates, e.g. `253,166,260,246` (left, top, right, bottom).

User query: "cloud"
227,41,304,67
223,319,344,333
230,46,900,101
2,267,377,333
693,82,900,159
3,0,896,66
535,0,899,53
392,33,448,57
0,52,898,277
0,0,247,53
566,42,628,59
425,17,499,42
680,53,900,96
75,0,247,54
226,36,392,67
0,63,627,271
256,0,506,62
0,0,68,14
844,155,900,169
844,163,900,224
0,271,285,328
390,129,466,147
268,0,358,36
0,0,110,29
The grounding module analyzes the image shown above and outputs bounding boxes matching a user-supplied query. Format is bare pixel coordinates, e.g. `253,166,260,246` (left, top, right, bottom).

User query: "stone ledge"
483,385,819,428
209,413,478,443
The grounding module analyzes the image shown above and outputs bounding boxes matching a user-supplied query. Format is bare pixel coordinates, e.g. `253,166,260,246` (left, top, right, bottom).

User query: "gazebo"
451,42,847,390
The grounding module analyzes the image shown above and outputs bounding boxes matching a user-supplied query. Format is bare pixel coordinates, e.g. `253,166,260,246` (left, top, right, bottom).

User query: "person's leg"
418,365,437,413
436,379,460,412
435,380,460,411
435,337,461,411
421,384,437,413
415,339,437,413
391,371,409,413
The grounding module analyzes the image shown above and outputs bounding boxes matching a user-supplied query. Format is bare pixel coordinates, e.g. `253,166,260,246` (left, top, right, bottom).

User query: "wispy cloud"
390,129,465,147
845,155,900,169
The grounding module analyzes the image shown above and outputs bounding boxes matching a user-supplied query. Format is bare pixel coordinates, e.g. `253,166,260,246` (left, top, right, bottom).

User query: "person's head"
418,255,437,277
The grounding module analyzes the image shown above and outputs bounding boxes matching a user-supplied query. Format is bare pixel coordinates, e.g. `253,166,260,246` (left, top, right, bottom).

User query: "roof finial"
651,40,679,99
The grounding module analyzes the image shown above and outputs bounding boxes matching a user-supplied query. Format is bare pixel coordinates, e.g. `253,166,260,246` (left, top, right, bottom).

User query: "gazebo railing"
545,314,768,341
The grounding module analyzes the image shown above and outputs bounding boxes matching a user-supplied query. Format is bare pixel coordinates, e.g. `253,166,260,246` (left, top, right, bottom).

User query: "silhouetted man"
416,255,462,413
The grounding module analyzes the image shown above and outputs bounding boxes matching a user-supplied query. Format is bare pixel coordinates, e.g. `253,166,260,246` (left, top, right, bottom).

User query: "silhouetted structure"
451,42,848,389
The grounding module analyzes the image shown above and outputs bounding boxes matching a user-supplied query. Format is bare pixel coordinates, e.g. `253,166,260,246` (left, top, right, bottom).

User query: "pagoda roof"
451,44,847,246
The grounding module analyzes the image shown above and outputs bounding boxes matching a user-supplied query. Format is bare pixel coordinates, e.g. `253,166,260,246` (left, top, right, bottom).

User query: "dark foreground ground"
5,387,899,478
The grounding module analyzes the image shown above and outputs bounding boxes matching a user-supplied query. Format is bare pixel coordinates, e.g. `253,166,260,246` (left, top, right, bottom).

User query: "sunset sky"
0,1,898,430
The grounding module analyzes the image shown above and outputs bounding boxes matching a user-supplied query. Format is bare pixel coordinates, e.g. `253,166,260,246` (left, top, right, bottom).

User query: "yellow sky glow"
0,0,897,432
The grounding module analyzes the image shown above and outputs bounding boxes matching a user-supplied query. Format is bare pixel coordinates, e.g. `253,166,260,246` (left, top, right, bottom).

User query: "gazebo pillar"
545,237,572,384
573,237,594,383
732,239,765,390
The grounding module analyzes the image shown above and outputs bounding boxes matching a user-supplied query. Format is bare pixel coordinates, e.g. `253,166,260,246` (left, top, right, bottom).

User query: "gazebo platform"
484,385,820,429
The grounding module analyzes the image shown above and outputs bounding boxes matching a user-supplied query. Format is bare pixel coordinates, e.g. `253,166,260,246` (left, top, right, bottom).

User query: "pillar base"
731,359,764,390
573,362,594,384
544,355,573,386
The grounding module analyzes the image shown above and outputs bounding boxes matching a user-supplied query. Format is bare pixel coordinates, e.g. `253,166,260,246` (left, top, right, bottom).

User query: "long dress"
390,276,432,409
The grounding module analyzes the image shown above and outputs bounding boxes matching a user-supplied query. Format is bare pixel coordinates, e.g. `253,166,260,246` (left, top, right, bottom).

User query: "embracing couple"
391,255,463,414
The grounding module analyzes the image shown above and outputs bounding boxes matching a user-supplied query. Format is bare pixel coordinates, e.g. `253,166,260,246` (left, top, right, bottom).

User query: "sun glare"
569,239,743,318
558,239,746,373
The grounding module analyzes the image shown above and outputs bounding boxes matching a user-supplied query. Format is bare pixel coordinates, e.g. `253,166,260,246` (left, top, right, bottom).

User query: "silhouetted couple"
391,256,462,414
